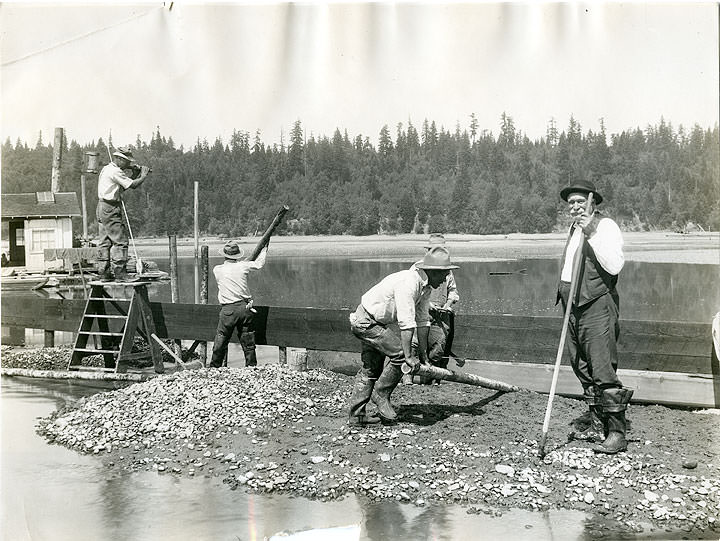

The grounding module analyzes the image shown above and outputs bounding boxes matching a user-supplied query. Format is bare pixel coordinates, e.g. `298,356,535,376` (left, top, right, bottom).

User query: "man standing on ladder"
96,146,150,282
557,178,632,454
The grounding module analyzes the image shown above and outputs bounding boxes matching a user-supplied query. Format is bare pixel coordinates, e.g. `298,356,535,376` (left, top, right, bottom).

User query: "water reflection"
2,376,594,541
163,257,718,323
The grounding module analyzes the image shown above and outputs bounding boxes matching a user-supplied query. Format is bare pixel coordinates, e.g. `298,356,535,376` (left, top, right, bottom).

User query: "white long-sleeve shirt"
561,217,624,282
361,267,432,330
410,262,459,310
97,162,134,201
213,247,267,304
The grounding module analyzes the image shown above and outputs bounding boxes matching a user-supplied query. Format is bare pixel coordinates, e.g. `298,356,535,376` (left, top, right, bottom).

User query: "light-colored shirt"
98,162,134,201
213,247,267,304
561,217,625,282
410,263,460,310
361,268,432,330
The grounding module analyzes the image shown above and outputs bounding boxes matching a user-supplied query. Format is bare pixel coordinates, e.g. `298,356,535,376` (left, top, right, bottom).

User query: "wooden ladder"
68,282,163,374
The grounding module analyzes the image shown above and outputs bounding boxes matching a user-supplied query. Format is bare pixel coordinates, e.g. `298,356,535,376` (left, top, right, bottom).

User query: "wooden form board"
2,296,714,376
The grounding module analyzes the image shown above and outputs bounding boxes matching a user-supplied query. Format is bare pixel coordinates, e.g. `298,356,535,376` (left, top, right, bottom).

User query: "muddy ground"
8,347,718,539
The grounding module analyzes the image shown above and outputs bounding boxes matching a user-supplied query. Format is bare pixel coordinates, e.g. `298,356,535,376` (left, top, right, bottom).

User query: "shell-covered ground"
20,351,719,539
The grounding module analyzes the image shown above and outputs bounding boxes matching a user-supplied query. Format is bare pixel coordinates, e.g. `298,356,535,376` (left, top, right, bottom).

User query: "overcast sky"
1,2,718,150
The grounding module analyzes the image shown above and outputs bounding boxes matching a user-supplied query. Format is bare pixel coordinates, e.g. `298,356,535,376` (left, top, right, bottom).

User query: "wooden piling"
168,234,182,358
199,244,208,365
193,181,199,304
51,127,63,193
80,174,88,244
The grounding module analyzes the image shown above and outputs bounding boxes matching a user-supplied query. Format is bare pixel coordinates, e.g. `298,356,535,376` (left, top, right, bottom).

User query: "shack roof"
1,192,81,219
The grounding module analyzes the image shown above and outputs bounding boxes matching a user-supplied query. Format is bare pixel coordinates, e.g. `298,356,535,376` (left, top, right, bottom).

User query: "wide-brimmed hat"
424,233,447,248
220,240,245,259
415,246,459,270
112,146,135,162
560,179,603,204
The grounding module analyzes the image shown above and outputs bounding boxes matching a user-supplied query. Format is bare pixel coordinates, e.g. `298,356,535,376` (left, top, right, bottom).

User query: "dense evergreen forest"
2,114,718,238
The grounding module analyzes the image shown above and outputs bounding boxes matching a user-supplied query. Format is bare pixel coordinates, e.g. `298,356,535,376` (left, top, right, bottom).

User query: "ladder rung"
89,296,132,302
78,331,124,336
69,366,116,372
74,348,119,354
84,314,128,319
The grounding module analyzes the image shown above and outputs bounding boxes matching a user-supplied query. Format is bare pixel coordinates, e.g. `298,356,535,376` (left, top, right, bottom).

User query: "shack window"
16,228,24,246
31,228,54,252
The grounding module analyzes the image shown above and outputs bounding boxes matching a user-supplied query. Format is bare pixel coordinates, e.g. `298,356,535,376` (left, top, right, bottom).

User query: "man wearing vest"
557,179,633,454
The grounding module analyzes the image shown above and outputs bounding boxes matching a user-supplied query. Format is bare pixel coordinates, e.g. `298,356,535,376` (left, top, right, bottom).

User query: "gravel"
29,361,720,538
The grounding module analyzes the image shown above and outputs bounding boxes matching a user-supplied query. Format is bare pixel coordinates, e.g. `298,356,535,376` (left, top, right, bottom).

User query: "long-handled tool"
401,362,521,393
538,193,594,458
151,333,203,370
121,200,143,275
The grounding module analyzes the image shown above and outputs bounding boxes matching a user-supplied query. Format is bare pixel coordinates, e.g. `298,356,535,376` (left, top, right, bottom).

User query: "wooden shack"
1,191,81,272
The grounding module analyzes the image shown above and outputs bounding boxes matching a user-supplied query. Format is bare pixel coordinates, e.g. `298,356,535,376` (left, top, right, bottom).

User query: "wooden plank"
305,351,720,408
1,295,713,375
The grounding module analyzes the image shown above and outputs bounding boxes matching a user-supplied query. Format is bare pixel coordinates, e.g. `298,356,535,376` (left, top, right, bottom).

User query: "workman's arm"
248,244,268,269
442,271,460,311
578,214,625,275
128,166,151,189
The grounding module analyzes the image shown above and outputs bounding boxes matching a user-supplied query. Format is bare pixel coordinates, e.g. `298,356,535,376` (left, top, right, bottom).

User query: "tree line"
2,113,718,238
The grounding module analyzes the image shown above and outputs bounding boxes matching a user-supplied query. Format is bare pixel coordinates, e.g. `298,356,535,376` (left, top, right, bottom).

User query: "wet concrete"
2,376,595,541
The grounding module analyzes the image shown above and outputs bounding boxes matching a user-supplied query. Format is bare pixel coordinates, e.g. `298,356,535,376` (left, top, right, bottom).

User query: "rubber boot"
594,388,634,454
98,260,113,282
573,405,605,442
573,392,605,442
243,347,257,367
112,263,136,283
371,363,403,422
347,371,381,426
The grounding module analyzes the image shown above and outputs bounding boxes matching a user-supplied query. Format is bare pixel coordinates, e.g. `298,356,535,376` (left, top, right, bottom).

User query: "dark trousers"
96,200,128,268
210,301,257,367
560,288,622,395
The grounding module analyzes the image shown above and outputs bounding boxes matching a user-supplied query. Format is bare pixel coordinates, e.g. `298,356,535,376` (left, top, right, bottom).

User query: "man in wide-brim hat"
96,145,151,282
405,233,461,385
556,178,632,454
209,239,269,368
346,245,459,426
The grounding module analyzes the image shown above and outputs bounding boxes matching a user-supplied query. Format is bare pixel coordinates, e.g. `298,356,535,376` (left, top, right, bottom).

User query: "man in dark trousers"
210,240,268,368
557,178,633,454
346,246,459,426
96,146,150,282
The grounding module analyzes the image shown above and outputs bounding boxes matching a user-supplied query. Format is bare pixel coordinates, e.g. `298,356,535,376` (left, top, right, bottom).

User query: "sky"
1,2,718,150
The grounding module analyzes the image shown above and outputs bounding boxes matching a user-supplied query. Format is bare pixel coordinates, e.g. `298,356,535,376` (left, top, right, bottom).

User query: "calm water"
162,256,718,323
1,376,593,541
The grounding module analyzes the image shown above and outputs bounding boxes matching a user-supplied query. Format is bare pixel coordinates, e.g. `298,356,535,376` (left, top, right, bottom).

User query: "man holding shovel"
346,246,459,426
96,146,150,282
557,179,632,454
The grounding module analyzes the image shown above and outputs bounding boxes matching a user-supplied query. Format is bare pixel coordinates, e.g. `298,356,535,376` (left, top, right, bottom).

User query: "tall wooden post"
169,234,182,359
51,127,63,193
194,181,199,304
199,244,209,365
80,174,88,244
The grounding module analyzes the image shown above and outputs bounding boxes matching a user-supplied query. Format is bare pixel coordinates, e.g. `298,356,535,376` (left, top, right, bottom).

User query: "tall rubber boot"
112,263,137,283
573,392,605,442
594,388,634,454
371,363,403,422
98,259,113,282
347,370,381,426
241,331,258,367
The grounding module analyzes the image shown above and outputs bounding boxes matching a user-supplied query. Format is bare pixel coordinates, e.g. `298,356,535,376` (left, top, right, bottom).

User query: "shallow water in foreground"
1,376,596,541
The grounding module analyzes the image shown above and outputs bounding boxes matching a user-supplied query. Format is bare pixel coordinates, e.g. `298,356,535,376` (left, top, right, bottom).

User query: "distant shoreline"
133,232,720,265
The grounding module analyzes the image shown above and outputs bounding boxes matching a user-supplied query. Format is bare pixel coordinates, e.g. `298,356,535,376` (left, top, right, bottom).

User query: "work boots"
112,264,133,283
371,363,403,422
347,370,381,426
593,388,634,454
98,260,113,282
572,392,605,442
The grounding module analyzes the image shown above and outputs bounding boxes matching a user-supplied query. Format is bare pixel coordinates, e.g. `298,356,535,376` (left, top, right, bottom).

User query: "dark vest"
556,214,619,308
